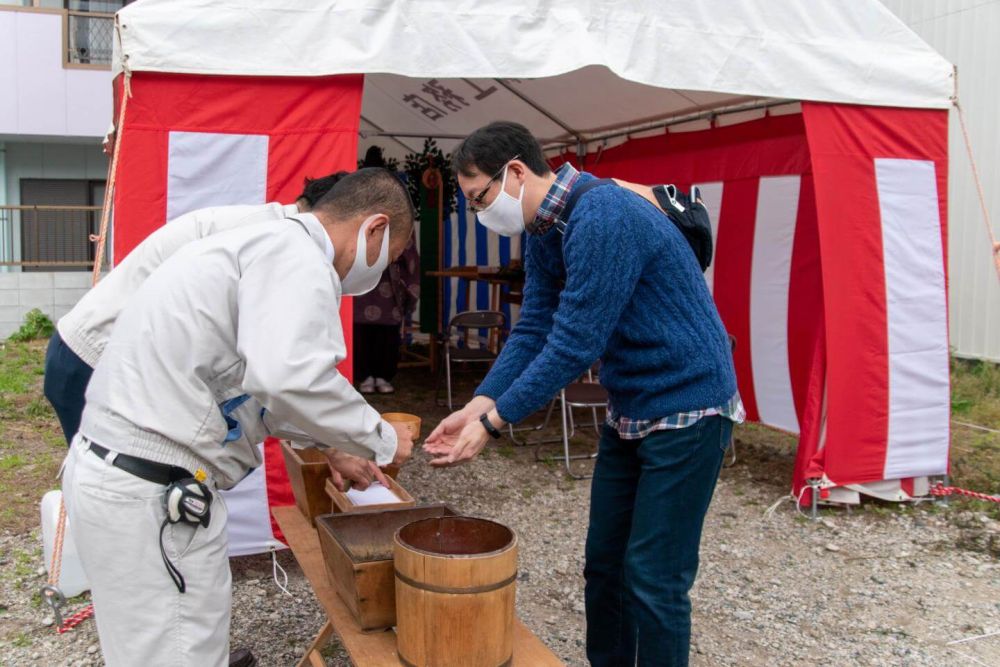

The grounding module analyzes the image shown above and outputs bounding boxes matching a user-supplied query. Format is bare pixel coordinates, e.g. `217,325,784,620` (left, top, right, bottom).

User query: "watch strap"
479,413,502,439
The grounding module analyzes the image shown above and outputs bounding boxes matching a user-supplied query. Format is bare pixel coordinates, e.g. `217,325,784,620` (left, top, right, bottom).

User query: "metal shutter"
19,179,96,272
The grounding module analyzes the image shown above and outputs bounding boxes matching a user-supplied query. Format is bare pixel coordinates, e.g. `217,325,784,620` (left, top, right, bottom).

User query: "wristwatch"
479,413,502,439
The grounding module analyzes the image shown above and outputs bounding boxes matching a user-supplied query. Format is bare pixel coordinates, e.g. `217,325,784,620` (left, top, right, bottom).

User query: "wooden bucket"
394,517,518,667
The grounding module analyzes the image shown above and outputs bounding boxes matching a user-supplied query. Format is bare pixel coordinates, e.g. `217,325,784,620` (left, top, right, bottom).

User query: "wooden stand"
273,506,564,667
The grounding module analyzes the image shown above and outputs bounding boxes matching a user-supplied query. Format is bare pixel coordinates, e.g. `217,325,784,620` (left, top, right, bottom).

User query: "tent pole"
542,98,796,151
359,115,422,154
362,131,470,141
436,175,444,342
809,478,820,521
492,79,585,144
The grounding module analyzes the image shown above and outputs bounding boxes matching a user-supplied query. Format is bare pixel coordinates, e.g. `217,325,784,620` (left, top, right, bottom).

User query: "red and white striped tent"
109,0,954,554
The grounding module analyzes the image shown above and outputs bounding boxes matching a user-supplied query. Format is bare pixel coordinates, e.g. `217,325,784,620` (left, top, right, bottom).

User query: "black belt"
87,441,195,486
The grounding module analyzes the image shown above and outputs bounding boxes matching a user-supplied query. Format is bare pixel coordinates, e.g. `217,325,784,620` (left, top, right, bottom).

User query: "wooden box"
325,475,416,513
280,441,332,524
315,505,458,631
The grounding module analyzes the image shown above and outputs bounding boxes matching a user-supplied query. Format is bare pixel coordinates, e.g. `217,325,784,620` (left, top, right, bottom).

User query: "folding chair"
724,333,738,467
437,310,506,411
506,399,561,447
535,368,606,479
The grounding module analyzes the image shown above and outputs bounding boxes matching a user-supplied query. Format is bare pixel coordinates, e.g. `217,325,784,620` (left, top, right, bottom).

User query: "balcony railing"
0,205,109,272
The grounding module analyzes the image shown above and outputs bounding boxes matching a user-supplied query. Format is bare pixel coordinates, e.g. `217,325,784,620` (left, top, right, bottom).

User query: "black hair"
297,171,349,208
452,121,552,178
362,146,387,169
313,167,415,239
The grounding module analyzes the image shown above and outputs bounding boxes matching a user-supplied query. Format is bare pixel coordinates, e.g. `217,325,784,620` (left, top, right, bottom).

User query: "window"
65,1,124,66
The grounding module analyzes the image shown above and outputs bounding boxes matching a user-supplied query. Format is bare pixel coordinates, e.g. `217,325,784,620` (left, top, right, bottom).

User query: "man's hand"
324,450,389,491
387,421,415,466
428,409,504,467
424,395,496,457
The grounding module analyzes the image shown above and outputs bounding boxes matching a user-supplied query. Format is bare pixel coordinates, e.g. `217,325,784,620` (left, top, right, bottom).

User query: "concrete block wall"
0,272,91,339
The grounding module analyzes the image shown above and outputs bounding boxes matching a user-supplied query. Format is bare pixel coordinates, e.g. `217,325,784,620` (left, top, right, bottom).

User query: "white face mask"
339,216,390,296
476,165,525,237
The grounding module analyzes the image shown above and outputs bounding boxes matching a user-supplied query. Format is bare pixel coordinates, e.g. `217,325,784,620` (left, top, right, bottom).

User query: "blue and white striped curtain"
439,190,522,332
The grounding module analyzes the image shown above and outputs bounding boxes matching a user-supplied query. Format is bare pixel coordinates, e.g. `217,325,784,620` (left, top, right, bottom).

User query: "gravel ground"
2,436,999,666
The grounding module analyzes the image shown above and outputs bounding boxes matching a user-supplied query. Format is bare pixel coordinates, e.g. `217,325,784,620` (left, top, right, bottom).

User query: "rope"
271,547,293,598
89,63,132,287
763,485,811,520
948,647,993,667
930,483,1000,504
952,419,1000,435
56,604,94,635
952,70,1000,283
47,500,67,587
948,629,1000,646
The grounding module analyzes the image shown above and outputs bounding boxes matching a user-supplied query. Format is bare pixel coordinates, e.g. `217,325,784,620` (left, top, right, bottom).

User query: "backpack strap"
560,178,616,227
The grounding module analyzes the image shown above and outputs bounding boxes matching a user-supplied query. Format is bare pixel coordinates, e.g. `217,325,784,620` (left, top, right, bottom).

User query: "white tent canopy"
104,0,956,550
115,0,953,158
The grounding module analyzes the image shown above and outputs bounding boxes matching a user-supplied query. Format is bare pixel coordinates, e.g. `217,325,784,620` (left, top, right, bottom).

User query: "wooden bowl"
381,412,422,441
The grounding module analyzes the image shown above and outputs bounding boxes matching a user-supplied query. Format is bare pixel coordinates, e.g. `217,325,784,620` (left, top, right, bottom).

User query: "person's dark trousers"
353,323,401,382
584,415,732,667
43,331,93,445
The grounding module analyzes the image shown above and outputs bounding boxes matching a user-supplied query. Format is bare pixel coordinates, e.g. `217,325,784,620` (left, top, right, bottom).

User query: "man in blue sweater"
425,121,744,666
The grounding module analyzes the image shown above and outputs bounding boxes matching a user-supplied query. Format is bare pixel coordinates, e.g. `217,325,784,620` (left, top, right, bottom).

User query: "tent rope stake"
40,500,70,628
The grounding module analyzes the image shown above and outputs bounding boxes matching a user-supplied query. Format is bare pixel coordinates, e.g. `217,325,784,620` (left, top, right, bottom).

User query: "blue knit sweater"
476,174,737,425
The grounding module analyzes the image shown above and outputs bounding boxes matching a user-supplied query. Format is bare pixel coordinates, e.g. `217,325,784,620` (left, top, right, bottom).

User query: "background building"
1,0,997,362
880,0,1000,361
0,1,116,337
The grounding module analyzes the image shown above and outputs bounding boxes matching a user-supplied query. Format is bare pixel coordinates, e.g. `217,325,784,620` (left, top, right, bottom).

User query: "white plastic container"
40,490,89,598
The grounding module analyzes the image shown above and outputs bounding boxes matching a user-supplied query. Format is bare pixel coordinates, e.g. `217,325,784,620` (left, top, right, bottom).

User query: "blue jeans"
584,415,731,666
43,331,93,445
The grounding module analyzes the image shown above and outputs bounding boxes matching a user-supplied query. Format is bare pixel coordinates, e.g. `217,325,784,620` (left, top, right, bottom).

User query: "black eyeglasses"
468,155,520,212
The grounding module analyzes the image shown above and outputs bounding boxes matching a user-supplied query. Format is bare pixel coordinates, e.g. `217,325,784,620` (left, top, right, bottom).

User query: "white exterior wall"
0,8,114,139
0,271,91,338
3,141,108,207
880,0,1000,361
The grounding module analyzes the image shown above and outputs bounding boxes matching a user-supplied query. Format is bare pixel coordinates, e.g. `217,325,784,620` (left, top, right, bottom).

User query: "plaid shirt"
530,164,745,438
607,392,746,440
529,163,581,235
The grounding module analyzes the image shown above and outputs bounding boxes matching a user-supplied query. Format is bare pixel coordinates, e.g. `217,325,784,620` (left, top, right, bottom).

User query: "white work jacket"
58,202,298,368
79,214,397,489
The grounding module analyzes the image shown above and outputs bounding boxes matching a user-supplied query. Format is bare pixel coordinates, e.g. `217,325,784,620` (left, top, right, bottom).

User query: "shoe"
359,376,375,394
229,648,257,667
375,378,395,394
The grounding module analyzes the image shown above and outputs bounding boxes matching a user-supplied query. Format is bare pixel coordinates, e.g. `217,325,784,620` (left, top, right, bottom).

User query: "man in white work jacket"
44,171,345,446
60,167,416,667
